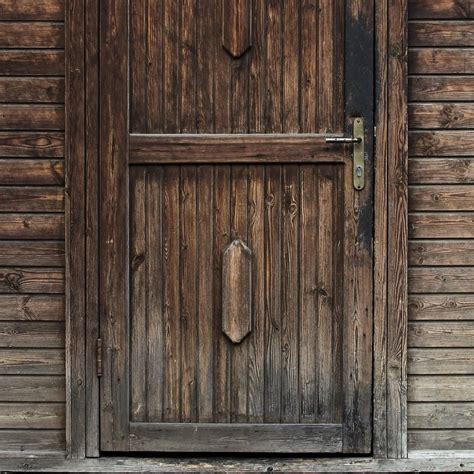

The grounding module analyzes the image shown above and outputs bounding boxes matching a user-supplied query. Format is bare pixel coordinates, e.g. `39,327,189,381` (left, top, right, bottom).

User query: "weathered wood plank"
409,76,474,101
409,131,474,156
0,214,64,240
0,294,64,321
0,132,64,157
409,240,474,265
0,403,65,429
409,376,474,401
0,23,64,48
0,321,64,347
0,78,64,103
0,159,64,186
0,0,65,21
0,105,64,130
409,348,474,374
408,429,474,450
0,187,64,212
0,241,64,266
0,268,64,294
409,21,474,46
409,185,474,211
409,48,474,74
0,348,64,374
409,321,474,347
0,51,64,76
408,0,474,19
409,267,474,293
409,402,474,429
409,103,474,129
0,375,65,402
129,135,343,164
409,158,474,184
129,423,343,453
409,212,474,238
409,294,474,320
0,429,64,451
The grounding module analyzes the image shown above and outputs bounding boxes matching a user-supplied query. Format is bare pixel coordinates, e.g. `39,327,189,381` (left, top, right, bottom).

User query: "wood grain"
408,0,474,19
0,375,65,402
0,214,64,240
409,376,474,401
0,0,65,21
409,348,474,374
0,78,64,103
0,23,64,48
409,76,474,101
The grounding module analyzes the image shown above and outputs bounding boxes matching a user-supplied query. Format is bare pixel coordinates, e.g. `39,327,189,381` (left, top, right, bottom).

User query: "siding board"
0,0,66,452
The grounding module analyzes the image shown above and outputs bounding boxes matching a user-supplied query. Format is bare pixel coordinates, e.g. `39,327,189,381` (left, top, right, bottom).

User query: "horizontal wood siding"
408,0,474,453
0,0,65,453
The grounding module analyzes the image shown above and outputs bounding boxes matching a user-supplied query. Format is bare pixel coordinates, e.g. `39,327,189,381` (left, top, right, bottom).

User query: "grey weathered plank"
0,267,64,294
0,348,64,374
409,348,474,374
409,376,474,401
409,294,474,320
0,375,65,402
0,402,65,429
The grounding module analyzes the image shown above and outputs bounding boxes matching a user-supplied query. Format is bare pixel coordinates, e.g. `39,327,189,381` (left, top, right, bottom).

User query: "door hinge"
96,338,103,378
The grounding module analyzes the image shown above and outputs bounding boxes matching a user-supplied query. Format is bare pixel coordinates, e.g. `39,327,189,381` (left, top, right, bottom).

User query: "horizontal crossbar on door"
129,134,346,164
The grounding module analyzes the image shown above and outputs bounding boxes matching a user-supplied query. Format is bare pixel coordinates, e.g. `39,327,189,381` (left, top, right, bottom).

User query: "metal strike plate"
352,117,365,190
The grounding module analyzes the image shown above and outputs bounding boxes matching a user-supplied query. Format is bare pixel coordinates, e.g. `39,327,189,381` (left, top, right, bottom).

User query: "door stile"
99,0,130,451
342,1,375,454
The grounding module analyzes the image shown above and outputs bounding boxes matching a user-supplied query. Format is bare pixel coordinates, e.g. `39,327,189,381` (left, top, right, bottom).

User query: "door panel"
130,0,344,134
129,164,344,425
99,0,374,454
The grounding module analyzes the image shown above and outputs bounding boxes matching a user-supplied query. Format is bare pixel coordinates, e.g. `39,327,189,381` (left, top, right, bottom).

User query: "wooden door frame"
64,0,408,460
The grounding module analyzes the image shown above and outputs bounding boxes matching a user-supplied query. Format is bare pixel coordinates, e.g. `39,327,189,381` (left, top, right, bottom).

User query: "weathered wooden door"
99,0,374,454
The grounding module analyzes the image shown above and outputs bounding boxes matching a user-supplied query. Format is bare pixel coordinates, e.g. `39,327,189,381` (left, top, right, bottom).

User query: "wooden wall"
408,0,474,451
0,0,65,452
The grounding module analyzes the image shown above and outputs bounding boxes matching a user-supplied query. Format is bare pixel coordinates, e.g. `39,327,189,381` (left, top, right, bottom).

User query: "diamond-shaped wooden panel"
222,239,252,343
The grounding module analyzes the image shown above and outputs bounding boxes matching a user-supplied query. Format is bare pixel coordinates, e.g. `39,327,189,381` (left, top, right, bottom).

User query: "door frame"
64,0,408,460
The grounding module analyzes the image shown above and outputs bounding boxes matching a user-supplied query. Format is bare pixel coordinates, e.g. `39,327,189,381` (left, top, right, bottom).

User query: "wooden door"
99,0,374,454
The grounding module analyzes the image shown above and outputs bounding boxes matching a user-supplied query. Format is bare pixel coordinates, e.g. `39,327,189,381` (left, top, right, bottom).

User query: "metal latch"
326,117,365,190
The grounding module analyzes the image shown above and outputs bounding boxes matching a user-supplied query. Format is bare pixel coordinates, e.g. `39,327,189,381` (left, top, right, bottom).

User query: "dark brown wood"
0,159,64,185
0,132,64,157
0,214,64,240
410,131,474,156
0,105,64,130
0,322,64,347
0,0,65,21
409,158,474,184
409,48,474,74
0,268,64,293
0,349,64,375
0,187,64,212
222,0,252,58
0,78,64,103
409,21,474,46
0,241,64,266
99,0,129,451
0,51,64,76
130,135,345,164
409,76,474,101
0,23,64,48
409,103,474,129
0,295,64,321
129,423,343,453
408,0,474,19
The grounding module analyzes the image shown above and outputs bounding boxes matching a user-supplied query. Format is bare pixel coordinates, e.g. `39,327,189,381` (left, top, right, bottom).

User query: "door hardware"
326,117,365,190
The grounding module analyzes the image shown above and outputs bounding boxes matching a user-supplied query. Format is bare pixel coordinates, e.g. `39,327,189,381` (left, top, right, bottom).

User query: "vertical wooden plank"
163,0,179,132
264,165,282,422
248,0,265,133
300,0,318,133
387,0,408,459
247,165,265,422
180,167,198,422
281,165,300,422
214,165,231,422
265,0,282,132
162,166,181,422
197,166,214,422
147,0,164,132
222,0,252,58
374,0,389,459
215,0,232,133
129,0,147,132
130,168,147,423
85,0,100,456
316,166,336,423
299,165,318,423
196,0,215,132
318,0,344,132
230,165,249,422
146,168,163,421
282,0,299,133
179,0,196,132
99,0,129,451
66,0,86,459
342,0,375,454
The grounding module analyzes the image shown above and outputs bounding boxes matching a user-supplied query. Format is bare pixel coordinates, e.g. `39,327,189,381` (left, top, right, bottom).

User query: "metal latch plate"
353,118,365,190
